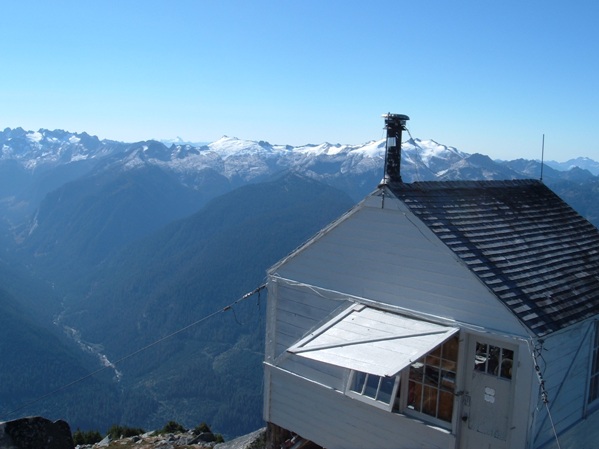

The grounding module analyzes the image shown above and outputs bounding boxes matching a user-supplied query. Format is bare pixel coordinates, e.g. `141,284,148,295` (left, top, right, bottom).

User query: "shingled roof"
388,179,599,336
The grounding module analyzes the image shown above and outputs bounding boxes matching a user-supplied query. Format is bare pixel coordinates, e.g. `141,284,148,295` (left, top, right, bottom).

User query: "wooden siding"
266,363,456,449
269,281,348,359
535,409,599,449
532,320,595,448
264,279,350,389
271,196,528,338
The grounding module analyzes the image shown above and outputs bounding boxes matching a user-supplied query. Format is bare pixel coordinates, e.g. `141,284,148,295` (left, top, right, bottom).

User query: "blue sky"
1,1,597,161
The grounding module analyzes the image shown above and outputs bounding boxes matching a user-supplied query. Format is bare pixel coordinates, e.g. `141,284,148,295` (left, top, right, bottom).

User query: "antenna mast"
540,134,545,181
380,113,410,186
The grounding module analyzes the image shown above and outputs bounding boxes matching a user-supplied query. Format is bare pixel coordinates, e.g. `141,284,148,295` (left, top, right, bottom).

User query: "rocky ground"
77,428,266,449
0,417,266,449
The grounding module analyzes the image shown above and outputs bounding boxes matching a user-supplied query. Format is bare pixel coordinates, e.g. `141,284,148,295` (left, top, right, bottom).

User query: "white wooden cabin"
263,179,599,449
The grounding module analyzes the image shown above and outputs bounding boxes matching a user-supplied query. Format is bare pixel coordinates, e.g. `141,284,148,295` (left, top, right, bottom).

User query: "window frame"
473,341,514,380
346,370,400,412
397,334,460,429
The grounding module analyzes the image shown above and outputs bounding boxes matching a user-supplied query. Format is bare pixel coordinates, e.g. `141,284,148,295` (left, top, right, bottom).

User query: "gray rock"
95,435,111,447
215,428,265,449
196,432,216,442
0,417,74,449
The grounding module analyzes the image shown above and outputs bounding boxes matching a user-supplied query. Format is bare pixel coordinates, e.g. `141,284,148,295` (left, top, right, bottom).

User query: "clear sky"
1,1,597,161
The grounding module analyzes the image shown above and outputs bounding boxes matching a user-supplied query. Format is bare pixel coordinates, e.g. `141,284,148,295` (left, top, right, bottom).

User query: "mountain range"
1,126,598,437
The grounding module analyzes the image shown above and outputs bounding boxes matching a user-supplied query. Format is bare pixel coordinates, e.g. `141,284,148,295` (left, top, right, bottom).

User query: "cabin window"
401,334,459,424
347,371,400,411
588,321,599,404
345,334,460,426
474,342,513,379
295,305,460,420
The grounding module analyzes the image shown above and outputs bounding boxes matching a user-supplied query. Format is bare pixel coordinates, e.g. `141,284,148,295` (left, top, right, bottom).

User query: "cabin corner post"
263,277,278,426
264,277,279,363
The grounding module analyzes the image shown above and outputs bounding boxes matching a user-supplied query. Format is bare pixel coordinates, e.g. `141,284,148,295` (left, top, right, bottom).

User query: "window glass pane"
440,370,456,392
410,362,424,382
488,345,500,375
438,390,454,422
408,380,422,412
422,386,438,416
440,359,456,371
475,342,514,379
424,366,440,387
404,336,460,423
376,376,395,404
499,349,514,379
348,370,401,410
426,354,441,367
351,371,366,394
443,336,459,362
475,343,488,371
430,346,442,358
363,374,379,398
502,348,514,361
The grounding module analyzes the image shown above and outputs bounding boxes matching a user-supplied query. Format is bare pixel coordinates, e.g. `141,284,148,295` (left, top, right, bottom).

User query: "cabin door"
459,337,516,449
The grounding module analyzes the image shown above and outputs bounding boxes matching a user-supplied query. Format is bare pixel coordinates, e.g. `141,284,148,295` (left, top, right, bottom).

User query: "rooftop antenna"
540,134,545,182
379,113,410,186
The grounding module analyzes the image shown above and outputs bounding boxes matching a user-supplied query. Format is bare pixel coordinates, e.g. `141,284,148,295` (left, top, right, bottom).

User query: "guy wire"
3,283,267,419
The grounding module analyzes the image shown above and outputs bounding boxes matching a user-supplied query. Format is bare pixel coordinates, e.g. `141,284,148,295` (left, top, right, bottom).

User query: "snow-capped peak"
401,138,466,169
207,136,280,158
159,136,208,147
26,130,43,143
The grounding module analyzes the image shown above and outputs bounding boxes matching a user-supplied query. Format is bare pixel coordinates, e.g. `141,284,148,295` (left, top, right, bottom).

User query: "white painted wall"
270,193,529,338
532,320,597,448
266,364,456,449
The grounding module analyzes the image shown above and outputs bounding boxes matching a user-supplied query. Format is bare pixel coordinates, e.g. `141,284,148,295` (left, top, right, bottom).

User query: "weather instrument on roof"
381,113,409,185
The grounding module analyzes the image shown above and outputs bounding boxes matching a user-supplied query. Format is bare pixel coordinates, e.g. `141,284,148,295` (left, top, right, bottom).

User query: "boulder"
0,417,74,449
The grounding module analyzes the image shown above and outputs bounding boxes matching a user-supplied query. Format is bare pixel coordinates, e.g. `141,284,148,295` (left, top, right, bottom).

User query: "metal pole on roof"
540,134,545,182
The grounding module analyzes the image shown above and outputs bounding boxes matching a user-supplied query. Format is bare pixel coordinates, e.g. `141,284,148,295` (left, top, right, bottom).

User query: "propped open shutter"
288,304,458,377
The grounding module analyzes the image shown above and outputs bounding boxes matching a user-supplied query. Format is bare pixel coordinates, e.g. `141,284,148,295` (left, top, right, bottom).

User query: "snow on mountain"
26,130,43,143
207,136,280,157
0,127,120,170
0,128,469,186
159,136,208,147
0,128,479,179
404,138,465,165
136,136,389,182
350,139,386,157
2,127,598,188
292,142,350,156
401,138,468,176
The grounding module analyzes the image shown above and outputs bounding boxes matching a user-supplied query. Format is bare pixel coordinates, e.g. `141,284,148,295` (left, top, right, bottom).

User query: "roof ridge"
390,179,542,191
